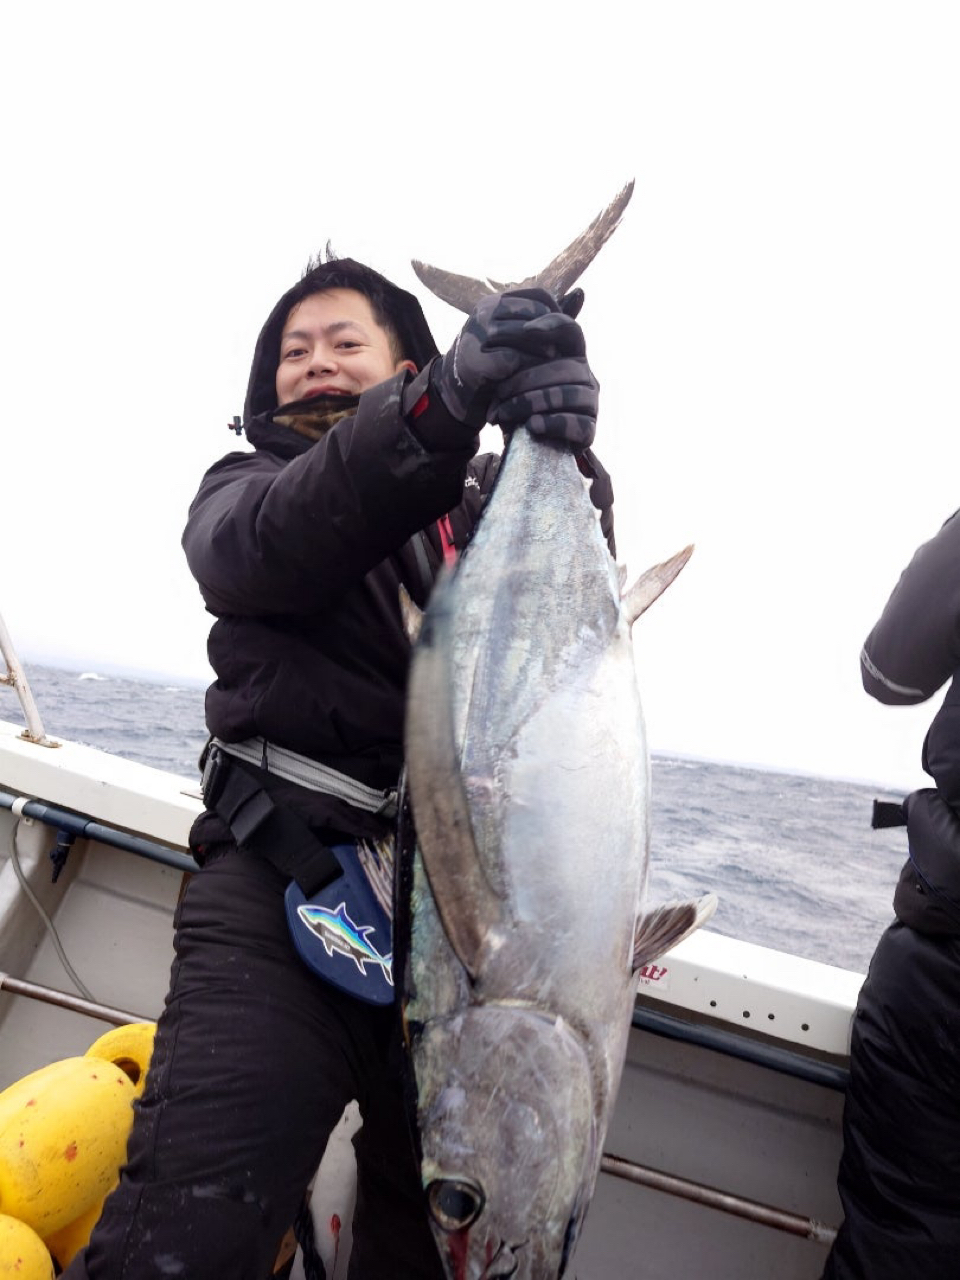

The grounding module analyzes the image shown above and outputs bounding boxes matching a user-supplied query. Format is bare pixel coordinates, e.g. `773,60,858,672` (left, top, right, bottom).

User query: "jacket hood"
243,257,440,423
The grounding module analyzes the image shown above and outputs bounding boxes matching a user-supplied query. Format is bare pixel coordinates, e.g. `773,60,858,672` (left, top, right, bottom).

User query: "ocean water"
3,664,912,974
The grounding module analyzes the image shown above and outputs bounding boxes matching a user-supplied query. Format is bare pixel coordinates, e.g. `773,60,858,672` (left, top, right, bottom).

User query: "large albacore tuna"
397,430,713,1279
395,185,714,1279
396,398,714,1279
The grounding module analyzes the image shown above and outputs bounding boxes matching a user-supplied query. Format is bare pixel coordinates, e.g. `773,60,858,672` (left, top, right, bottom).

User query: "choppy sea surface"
3,664,913,974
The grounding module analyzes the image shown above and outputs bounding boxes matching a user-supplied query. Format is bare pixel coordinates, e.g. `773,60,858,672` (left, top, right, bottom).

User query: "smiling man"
275,287,416,408
64,253,609,1279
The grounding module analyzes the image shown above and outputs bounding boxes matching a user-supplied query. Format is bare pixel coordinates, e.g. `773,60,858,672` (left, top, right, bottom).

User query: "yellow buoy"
44,1186,113,1270
85,1022,157,1099
0,1213,54,1278
0,1057,136,1238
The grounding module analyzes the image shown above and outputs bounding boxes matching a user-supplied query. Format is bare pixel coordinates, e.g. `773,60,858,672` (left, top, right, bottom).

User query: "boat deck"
0,717,858,1277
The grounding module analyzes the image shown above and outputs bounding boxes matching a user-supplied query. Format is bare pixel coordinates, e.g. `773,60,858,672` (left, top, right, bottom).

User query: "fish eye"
426,1178,485,1232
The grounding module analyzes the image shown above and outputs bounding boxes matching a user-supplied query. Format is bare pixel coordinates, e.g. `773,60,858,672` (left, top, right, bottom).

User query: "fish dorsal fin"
622,545,694,629
632,893,718,971
412,180,635,313
398,584,424,645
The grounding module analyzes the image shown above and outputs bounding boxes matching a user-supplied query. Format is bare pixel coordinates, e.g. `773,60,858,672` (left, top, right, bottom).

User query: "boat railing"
0,610,58,748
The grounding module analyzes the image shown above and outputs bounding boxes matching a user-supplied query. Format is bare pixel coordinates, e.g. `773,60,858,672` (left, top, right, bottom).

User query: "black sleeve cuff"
402,359,479,455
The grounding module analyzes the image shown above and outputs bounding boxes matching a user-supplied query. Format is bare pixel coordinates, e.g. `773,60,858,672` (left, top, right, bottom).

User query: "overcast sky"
3,2,958,791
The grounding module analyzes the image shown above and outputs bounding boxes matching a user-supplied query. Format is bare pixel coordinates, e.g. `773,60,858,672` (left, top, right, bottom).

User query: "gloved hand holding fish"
431,287,595,439
398,183,717,1279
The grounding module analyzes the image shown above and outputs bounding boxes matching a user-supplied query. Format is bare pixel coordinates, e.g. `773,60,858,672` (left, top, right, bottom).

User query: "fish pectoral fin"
622,545,694,629
404,578,507,978
632,893,718,970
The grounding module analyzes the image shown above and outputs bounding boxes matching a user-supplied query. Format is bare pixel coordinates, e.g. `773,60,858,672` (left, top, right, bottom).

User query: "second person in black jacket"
822,507,960,1280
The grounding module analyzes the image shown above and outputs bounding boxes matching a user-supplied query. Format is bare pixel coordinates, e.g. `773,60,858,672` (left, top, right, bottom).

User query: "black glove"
488,342,599,451
559,288,585,319
432,288,585,429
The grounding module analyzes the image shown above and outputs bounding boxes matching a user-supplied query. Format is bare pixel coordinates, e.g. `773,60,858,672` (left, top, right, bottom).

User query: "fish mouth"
484,1240,525,1278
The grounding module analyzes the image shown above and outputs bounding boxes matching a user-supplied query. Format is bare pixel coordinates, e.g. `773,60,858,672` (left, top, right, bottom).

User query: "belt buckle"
201,743,227,808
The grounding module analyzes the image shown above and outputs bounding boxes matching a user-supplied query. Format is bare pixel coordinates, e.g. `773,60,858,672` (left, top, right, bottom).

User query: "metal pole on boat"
600,1152,838,1245
0,973,150,1026
0,611,58,747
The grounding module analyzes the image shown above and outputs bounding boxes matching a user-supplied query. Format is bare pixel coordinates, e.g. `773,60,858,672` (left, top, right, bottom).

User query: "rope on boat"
7,813,96,1001
600,1152,838,1245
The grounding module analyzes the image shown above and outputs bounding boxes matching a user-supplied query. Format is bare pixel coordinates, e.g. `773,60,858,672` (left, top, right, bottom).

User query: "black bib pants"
821,921,960,1280
63,841,444,1280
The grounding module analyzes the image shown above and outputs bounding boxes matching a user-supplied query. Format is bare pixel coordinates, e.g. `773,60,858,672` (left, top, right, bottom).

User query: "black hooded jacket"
183,258,614,841
860,507,960,935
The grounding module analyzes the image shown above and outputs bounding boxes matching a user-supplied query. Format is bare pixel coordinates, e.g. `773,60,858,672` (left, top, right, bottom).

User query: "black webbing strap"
872,799,908,829
201,744,343,897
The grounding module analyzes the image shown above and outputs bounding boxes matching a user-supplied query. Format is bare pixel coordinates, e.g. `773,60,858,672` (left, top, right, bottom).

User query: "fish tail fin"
412,180,635,312
632,892,717,971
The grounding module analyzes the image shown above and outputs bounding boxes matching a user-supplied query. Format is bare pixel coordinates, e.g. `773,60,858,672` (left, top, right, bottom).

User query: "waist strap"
212,736,397,820
200,744,341,897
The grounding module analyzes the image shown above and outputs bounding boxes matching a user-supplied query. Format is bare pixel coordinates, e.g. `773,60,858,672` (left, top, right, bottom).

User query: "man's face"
275,288,414,407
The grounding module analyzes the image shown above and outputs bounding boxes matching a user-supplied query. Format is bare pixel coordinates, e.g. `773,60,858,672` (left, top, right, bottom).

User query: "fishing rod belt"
209,736,398,819
200,743,343,897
